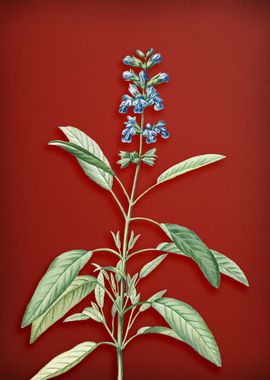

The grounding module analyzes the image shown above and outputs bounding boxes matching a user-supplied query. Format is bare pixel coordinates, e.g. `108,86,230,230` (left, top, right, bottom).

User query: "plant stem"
115,175,130,202
117,348,123,380
127,247,157,260
110,188,127,219
130,216,160,227
117,111,144,380
133,182,160,205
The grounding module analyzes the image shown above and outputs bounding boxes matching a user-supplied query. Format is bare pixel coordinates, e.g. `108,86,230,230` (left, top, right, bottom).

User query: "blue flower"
123,55,142,67
133,95,149,113
142,121,170,144
146,86,164,111
119,95,133,114
128,84,140,97
155,120,170,139
142,123,158,144
121,116,137,143
147,53,162,68
139,70,148,87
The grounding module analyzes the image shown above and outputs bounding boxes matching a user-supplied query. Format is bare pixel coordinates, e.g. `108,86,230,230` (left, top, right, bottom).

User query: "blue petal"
161,131,170,139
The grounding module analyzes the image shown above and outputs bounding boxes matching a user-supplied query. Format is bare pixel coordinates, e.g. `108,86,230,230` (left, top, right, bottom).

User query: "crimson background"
1,1,270,379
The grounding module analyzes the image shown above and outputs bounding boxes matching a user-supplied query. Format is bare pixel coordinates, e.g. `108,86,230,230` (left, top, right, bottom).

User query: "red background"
1,1,270,379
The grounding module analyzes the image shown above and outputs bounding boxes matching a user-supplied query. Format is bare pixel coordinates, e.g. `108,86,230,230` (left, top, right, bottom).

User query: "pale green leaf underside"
31,341,98,380
59,126,113,190
137,326,183,341
139,254,167,278
161,224,220,288
157,243,248,286
22,250,92,328
30,276,96,343
152,297,221,367
157,154,225,184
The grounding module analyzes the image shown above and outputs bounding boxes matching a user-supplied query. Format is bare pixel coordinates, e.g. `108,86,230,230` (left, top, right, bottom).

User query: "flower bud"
123,55,143,67
147,72,170,86
139,70,148,88
122,70,138,81
136,49,145,58
147,53,162,68
146,48,154,58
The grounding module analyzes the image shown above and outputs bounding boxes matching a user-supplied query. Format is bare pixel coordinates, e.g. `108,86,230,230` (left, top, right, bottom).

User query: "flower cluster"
143,121,169,144
119,48,170,147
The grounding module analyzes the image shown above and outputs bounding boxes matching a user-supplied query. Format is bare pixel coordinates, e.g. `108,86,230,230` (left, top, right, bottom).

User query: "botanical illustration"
21,49,249,380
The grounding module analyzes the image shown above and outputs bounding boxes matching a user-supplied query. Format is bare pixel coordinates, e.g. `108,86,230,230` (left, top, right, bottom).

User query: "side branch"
133,183,160,205
130,216,160,228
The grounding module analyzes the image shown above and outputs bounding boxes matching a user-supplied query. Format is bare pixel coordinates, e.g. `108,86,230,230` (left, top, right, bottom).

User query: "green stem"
133,182,160,205
117,348,123,380
130,216,160,227
92,248,122,259
110,188,127,219
127,248,157,260
115,175,130,202
117,111,144,380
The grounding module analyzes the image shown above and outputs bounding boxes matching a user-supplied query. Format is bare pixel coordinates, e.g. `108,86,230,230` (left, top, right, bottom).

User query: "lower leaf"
31,341,98,380
30,276,96,343
152,297,221,367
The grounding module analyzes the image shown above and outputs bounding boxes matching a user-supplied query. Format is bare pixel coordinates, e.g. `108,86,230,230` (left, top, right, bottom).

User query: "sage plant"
21,49,249,380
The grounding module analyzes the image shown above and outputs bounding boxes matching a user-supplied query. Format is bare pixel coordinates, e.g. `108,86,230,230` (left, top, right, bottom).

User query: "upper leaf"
30,276,96,343
48,141,114,176
21,250,92,328
157,243,249,287
139,254,167,279
161,224,220,288
152,297,221,366
31,341,98,380
157,154,225,184
58,126,114,190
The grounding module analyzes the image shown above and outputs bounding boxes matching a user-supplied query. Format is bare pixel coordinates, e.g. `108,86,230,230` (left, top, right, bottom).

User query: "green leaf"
211,249,249,286
30,276,96,343
95,272,105,308
64,313,90,322
152,297,221,367
139,289,167,312
58,126,114,190
49,140,114,176
22,250,92,328
100,264,126,281
157,243,249,287
142,148,157,166
157,154,225,184
83,307,103,323
128,231,141,251
111,231,121,250
139,254,167,279
161,224,220,288
112,296,121,317
137,326,183,341
31,341,98,380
